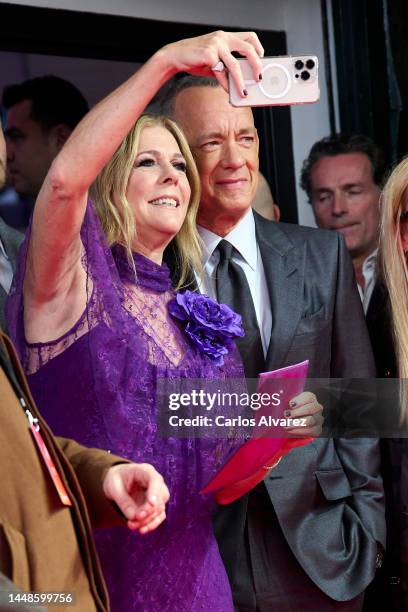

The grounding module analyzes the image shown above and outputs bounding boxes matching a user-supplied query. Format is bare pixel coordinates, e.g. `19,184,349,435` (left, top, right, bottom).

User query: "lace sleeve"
6,201,149,369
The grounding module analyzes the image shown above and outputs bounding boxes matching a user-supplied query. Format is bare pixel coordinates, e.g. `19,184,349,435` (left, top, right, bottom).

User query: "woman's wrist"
147,46,179,87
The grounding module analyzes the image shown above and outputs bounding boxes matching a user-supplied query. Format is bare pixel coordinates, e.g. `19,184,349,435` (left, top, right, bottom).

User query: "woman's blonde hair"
91,113,202,288
380,156,408,423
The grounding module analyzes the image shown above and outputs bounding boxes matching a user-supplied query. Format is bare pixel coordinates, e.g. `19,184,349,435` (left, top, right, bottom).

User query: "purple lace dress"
7,203,245,611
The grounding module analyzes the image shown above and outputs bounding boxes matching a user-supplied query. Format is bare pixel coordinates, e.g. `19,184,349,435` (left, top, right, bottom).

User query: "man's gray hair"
158,75,220,117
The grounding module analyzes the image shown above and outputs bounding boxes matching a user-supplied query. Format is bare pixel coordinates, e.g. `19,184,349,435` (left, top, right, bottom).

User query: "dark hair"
157,74,220,117
2,75,89,131
300,133,386,201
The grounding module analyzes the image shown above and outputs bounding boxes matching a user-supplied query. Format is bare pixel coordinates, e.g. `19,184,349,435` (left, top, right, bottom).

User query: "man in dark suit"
301,134,402,609
161,77,385,610
0,128,23,330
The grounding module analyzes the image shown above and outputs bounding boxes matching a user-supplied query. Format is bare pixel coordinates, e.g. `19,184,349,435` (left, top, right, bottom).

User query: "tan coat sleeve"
56,437,131,529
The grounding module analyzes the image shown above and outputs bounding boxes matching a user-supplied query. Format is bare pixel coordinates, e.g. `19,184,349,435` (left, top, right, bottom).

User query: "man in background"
252,171,280,221
301,133,395,377
301,133,399,609
1,75,88,227
0,127,22,330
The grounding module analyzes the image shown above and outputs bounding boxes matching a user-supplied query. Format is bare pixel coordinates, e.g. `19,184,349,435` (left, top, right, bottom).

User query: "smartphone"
229,55,319,107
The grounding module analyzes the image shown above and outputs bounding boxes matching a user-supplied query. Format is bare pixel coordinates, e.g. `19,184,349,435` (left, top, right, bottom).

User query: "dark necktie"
215,240,265,379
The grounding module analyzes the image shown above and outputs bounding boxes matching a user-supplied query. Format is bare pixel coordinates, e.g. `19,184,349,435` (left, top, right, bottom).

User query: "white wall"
282,1,335,226
0,0,287,27
2,0,339,226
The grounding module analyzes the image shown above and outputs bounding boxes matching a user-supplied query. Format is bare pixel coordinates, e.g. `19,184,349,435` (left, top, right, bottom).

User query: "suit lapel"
254,213,305,371
366,278,387,328
166,216,306,371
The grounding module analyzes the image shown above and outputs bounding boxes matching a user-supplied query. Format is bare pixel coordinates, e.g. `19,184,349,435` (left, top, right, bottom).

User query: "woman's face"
126,125,191,254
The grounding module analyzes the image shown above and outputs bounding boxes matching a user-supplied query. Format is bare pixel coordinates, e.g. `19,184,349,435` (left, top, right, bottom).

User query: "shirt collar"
362,248,378,273
0,236,8,261
197,209,257,270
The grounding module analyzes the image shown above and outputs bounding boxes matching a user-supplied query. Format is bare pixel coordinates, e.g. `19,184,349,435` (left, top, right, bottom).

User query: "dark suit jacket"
365,279,397,379
362,281,407,611
167,212,386,601
0,218,23,333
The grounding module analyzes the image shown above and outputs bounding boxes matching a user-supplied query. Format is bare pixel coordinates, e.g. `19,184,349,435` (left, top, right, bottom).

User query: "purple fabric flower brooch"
168,290,244,366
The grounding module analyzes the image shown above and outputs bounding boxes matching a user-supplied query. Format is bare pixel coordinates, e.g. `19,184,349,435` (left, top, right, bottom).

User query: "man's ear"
255,127,259,152
51,124,72,151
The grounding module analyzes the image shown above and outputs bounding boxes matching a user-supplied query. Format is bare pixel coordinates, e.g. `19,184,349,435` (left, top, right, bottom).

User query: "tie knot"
216,239,234,262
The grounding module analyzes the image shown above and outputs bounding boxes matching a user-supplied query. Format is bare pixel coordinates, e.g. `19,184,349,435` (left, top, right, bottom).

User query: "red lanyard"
22,397,72,507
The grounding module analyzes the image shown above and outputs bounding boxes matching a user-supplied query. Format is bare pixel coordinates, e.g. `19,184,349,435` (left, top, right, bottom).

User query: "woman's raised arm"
24,31,263,340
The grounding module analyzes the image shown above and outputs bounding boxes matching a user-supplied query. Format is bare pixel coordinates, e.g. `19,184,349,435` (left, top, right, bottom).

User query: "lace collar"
111,244,172,293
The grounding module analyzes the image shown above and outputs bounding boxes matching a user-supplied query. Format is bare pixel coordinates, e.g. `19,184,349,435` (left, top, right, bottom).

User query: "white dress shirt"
196,209,272,357
357,249,378,314
0,236,13,294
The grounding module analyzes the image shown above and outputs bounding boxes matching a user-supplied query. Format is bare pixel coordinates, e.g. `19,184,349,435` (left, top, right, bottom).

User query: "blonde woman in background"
381,157,408,399
378,157,408,610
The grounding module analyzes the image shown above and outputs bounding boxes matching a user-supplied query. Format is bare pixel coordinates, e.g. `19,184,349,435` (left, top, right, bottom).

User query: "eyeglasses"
400,211,408,221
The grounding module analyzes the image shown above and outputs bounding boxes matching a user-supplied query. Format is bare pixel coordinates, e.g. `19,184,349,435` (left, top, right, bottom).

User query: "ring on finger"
211,61,225,72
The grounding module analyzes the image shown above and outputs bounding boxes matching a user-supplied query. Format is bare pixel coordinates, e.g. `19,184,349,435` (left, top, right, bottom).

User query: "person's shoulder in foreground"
0,329,169,610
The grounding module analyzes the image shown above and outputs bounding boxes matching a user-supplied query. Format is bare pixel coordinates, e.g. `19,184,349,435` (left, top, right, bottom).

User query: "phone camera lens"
294,60,304,70
306,59,315,69
301,70,310,81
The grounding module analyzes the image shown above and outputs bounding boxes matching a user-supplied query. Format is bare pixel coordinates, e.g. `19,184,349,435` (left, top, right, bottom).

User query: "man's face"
172,86,259,235
310,152,381,260
5,99,59,196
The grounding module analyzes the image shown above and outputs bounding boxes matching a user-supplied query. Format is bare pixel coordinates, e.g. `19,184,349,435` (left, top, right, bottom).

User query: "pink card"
201,360,312,504
254,360,310,438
